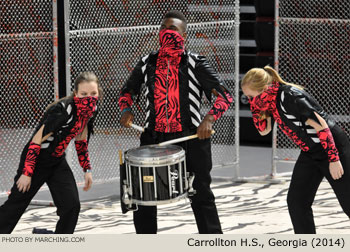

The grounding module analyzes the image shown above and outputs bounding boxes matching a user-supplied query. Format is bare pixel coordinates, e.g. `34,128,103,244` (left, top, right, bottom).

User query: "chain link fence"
67,0,240,184
273,0,350,171
0,0,57,195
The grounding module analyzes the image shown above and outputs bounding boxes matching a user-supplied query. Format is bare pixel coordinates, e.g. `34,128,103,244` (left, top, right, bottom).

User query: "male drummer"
118,10,233,234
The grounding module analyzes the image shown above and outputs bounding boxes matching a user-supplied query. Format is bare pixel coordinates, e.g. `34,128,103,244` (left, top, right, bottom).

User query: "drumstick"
129,123,145,132
158,130,215,146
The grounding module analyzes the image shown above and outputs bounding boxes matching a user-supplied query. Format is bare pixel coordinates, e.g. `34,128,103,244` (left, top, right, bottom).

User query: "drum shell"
124,145,189,205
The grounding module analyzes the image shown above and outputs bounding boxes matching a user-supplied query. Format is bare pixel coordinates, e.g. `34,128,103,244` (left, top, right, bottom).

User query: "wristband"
75,140,92,172
208,91,233,121
121,107,131,115
118,93,133,112
23,142,41,177
317,128,340,162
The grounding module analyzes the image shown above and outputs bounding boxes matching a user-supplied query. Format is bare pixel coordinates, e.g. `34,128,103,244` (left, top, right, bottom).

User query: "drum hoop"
123,193,188,206
125,146,185,164
126,156,185,167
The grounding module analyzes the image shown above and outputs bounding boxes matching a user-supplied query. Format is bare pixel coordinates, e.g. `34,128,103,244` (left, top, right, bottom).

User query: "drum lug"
122,183,131,204
187,173,196,196
122,184,129,202
188,189,196,197
122,184,138,211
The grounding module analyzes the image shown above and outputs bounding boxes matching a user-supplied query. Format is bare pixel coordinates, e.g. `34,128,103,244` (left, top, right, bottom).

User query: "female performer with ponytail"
0,72,102,234
241,66,350,233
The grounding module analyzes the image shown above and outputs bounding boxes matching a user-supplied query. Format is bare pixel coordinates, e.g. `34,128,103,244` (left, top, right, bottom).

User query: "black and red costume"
118,29,233,234
250,82,350,233
0,96,97,234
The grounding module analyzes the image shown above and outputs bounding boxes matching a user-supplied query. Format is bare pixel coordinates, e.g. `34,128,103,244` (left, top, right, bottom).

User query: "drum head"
125,145,185,165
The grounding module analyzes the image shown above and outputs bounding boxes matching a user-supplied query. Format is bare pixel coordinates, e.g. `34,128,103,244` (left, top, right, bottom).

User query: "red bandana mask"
249,82,279,112
74,96,98,119
154,29,184,132
159,29,184,56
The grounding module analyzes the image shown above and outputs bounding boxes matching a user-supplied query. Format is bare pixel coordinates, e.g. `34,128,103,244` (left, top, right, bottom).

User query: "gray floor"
10,177,350,234
3,145,349,234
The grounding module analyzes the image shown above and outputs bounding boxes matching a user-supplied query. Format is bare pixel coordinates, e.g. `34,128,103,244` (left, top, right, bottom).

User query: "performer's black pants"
0,148,80,234
287,125,350,233
133,130,223,234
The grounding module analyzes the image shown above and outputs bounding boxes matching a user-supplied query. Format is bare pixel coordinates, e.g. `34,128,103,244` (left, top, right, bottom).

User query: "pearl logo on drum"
143,176,154,183
170,170,179,194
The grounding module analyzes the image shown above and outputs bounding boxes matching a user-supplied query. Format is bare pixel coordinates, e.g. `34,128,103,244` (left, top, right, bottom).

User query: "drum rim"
126,156,185,166
123,193,188,206
125,145,185,164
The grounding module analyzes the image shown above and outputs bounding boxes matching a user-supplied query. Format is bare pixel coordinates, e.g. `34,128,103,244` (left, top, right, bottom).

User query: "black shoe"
32,228,54,234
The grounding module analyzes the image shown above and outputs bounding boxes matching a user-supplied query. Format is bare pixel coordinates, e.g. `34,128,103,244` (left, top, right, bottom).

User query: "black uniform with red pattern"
31,97,97,159
118,29,232,133
118,29,233,234
250,82,338,152
0,96,97,234
249,82,350,234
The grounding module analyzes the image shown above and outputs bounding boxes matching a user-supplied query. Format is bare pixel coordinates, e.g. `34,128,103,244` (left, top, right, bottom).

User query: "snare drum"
122,145,193,206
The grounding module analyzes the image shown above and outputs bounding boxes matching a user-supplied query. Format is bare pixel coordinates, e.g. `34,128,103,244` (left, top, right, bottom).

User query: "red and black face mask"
249,82,279,112
154,29,185,132
74,96,98,119
159,29,184,56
